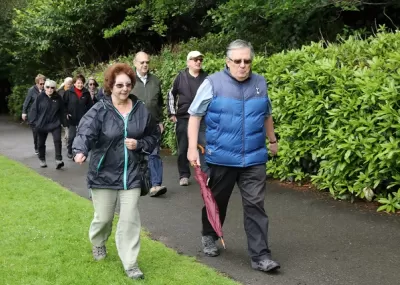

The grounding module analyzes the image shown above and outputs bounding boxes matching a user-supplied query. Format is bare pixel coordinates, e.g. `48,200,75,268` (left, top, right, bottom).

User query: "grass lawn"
0,156,239,285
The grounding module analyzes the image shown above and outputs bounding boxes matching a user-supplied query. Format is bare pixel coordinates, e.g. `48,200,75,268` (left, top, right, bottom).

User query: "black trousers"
176,118,190,179
175,117,208,179
38,127,62,161
30,124,39,151
202,163,271,261
67,125,77,155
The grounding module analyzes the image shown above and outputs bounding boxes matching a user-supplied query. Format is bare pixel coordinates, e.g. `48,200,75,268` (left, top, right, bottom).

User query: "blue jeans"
149,141,163,187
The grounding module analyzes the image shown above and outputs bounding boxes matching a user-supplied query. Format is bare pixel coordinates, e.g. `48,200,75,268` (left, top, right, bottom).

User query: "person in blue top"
187,39,280,273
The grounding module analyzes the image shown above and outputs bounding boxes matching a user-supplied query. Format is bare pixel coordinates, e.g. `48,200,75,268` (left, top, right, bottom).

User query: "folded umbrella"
193,145,226,249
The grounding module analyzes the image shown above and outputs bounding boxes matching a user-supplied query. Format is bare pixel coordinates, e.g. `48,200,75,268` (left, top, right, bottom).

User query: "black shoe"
35,149,39,155
56,160,64,169
67,153,73,159
251,258,280,272
201,236,220,257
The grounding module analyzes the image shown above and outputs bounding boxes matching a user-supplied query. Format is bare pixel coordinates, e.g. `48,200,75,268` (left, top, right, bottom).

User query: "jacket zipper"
241,84,245,167
114,101,139,190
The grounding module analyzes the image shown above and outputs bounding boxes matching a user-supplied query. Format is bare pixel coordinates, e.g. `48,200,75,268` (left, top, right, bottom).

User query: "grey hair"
45,79,57,88
64,77,73,84
226,40,255,59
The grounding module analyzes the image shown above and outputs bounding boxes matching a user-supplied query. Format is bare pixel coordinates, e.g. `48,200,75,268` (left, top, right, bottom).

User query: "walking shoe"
251,258,280,272
179,177,189,186
39,160,47,168
201,236,220,257
35,149,39,155
149,185,167,197
92,245,106,261
126,266,144,280
55,160,64,169
67,153,73,159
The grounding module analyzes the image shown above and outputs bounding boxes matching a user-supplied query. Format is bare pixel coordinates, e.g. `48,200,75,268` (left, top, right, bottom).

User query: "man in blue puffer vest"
187,40,280,273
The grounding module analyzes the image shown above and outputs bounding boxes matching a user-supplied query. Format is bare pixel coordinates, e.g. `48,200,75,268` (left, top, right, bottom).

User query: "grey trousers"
89,188,141,270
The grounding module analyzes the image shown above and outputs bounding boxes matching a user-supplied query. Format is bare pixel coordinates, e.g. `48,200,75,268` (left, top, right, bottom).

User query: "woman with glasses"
72,63,158,280
57,77,73,144
85,76,99,103
28,79,66,169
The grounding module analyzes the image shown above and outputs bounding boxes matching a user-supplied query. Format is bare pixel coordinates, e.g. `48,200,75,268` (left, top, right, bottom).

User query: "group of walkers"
21,39,280,280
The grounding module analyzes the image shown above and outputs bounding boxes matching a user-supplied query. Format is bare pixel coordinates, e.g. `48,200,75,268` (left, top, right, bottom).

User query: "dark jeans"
149,134,163,187
38,127,62,161
67,125,77,155
176,117,207,179
202,163,271,261
30,124,39,151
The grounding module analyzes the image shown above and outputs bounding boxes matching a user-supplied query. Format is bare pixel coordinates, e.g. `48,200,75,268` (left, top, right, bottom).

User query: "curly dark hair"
73,74,86,84
104,63,136,95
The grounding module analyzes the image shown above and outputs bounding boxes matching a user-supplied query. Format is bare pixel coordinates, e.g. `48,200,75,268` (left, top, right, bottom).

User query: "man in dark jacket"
132,51,167,197
22,74,46,154
28,79,66,169
166,51,208,186
64,74,93,158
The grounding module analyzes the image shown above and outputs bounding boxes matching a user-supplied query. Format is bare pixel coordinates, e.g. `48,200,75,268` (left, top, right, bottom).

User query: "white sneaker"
179,178,189,186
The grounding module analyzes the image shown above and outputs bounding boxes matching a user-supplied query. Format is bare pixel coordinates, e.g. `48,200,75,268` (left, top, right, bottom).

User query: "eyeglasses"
45,86,55,90
139,61,149,65
191,57,203,63
39,83,44,86
228,57,252,65
114,83,132,89
89,83,96,86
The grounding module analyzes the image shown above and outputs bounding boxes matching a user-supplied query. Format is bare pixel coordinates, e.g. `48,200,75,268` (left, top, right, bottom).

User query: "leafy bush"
264,30,400,210
7,84,31,119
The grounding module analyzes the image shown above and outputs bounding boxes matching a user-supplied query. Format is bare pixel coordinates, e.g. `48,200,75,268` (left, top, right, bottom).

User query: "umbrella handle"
220,237,226,249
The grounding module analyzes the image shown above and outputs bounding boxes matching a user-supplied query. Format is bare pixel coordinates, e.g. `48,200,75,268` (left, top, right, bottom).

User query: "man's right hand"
187,148,200,167
169,115,177,123
22,114,27,121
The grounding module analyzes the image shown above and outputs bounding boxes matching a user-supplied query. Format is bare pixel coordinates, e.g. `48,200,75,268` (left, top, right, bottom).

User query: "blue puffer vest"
205,67,271,167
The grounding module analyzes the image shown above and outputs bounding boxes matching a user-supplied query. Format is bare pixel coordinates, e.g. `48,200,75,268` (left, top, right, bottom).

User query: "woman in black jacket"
28,79,66,169
72,63,158,280
64,74,93,159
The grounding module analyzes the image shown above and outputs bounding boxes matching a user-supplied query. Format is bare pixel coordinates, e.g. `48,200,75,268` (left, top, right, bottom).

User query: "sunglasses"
114,83,132,89
191,57,203,63
39,83,45,85
45,86,55,89
89,83,96,86
139,61,150,65
228,57,252,65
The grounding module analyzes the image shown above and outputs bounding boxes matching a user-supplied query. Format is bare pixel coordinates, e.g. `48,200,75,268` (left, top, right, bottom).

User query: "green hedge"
9,31,400,212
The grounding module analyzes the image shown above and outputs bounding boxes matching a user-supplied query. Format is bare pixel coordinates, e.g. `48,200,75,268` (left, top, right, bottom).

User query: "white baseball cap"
187,51,204,60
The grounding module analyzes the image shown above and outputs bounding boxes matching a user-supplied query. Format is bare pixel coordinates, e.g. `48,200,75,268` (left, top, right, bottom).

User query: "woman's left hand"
125,138,138,150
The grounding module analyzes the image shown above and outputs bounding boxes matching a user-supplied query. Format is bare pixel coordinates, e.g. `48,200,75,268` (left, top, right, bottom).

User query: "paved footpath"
1,115,399,285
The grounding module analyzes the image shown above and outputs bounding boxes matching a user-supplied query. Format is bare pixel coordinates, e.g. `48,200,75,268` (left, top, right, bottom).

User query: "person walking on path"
166,51,208,186
64,74,93,159
22,74,46,155
57,77,73,144
86,76,99,104
187,40,280,273
132,51,167,197
73,63,159,280
28,79,65,169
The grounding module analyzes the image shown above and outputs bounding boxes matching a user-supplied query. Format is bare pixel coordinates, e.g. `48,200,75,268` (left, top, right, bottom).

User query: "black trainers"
201,236,220,257
92,245,106,261
251,258,280,272
67,153,73,159
126,267,144,280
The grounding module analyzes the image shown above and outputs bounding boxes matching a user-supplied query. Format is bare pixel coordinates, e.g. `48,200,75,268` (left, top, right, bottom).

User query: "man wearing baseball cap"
167,51,208,186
